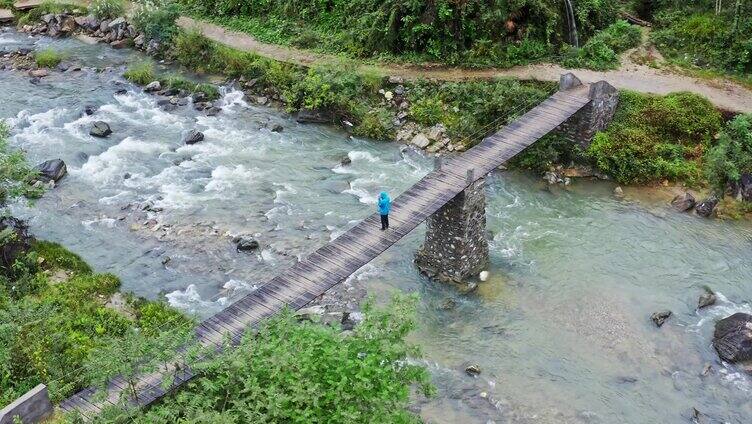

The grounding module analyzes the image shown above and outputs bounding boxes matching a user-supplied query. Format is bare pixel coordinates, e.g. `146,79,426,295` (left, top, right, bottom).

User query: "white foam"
204,165,257,193
348,150,380,163
343,177,380,204
166,284,225,315
81,217,117,229
74,136,167,184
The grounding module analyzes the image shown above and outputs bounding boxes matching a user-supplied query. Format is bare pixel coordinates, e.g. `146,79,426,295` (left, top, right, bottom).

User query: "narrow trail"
177,16,752,113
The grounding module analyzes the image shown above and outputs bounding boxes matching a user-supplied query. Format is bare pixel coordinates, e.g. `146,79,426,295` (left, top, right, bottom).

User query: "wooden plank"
295,260,344,288
304,252,353,277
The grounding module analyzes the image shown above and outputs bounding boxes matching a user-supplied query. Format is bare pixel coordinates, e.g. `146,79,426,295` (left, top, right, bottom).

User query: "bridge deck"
60,85,592,417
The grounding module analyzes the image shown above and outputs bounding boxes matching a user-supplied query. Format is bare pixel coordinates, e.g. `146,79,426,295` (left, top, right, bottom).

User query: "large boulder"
233,236,259,252
740,173,752,202
90,121,112,138
0,217,32,271
671,192,696,212
182,130,204,145
695,196,719,218
33,159,67,183
713,313,752,363
296,109,332,124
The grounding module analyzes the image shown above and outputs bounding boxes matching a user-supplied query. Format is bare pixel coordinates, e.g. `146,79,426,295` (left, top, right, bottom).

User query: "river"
2,28,752,423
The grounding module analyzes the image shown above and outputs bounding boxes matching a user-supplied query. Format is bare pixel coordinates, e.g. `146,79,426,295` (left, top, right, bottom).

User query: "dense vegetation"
705,114,752,191
163,31,554,145
0,238,191,406
177,0,640,68
587,91,722,185
651,1,752,78
79,296,432,423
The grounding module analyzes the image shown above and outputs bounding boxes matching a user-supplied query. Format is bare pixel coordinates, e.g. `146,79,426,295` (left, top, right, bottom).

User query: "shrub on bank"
0,238,192,407
562,20,642,70
704,114,752,191
35,49,64,68
123,62,155,85
89,0,124,20
588,91,722,185
90,295,433,423
131,0,181,42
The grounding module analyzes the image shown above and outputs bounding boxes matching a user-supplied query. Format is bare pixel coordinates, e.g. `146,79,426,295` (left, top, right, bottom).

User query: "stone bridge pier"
415,73,618,286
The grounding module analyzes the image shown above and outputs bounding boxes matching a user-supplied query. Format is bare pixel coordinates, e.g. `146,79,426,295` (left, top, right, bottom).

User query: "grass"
123,62,156,85
35,49,64,68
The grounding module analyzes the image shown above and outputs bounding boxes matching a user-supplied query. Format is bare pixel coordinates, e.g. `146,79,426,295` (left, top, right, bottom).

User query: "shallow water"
3,28,752,423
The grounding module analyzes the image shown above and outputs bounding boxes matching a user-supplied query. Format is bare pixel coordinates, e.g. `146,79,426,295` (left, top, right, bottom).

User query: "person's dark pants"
380,214,389,230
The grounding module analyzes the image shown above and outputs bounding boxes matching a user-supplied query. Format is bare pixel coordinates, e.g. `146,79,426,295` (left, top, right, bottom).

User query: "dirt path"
177,17,752,113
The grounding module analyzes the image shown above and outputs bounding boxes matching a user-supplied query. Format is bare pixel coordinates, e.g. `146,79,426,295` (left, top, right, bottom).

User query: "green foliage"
16,1,87,27
587,91,722,184
34,49,63,68
33,240,92,275
512,133,585,173
178,0,622,66
124,62,156,85
353,108,395,140
704,114,752,190
93,294,432,423
0,240,191,407
89,0,124,20
407,79,553,145
0,121,42,208
159,75,221,101
562,20,641,70
131,0,181,42
652,6,752,76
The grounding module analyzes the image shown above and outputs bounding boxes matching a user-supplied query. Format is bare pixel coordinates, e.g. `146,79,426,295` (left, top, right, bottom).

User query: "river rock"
695,196,719,218
479,271,489,282
296,109,332,124
713,313,752,363
295,305,325,322
340,156,352,166
205,106,221,116
739,173,752,202
270,124,283,133
0,217,32,270
614,186,624,198
144,81,161,92
110,39,129,49
651,310,671,328
671,192,696,212
340,311,363,331
107,17,126,31
410,133,430,149
29,69,48,77
182,130,204,145
465,364,481,377
133,34,145,47
234,236,259,252
33,159,67,182
698,290,716,309
60,16,75,33
90,121,112,137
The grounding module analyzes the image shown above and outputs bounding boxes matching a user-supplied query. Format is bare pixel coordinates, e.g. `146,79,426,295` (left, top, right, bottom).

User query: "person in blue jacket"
378,191,391,231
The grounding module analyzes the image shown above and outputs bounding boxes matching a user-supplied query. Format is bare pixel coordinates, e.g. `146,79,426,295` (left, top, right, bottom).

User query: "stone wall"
555,73,619,149
415,177,489,285
0,385,53,424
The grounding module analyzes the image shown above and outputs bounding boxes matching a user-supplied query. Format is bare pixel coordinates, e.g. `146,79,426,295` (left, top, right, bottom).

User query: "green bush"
353,108,395,140
409,96,445,126
704,114,752,190
34,49,63,68
0,121,42,207
587,91,722,185
89,0,124,20
124,62,156,85
652,8,752,76
562,20,641,70
131,0,181,41
177,0,620,65
0,240,191,406
92,295,433,423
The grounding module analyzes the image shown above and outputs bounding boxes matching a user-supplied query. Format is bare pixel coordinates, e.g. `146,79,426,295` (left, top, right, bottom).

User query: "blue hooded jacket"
378,192,391,215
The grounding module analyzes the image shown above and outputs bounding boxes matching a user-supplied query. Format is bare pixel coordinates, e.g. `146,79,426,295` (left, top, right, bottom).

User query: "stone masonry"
0,384,53,424
555,73,619,149
415,175,489,285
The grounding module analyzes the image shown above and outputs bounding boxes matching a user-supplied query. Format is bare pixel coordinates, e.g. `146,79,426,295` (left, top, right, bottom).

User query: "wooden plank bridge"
60,82,593,417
